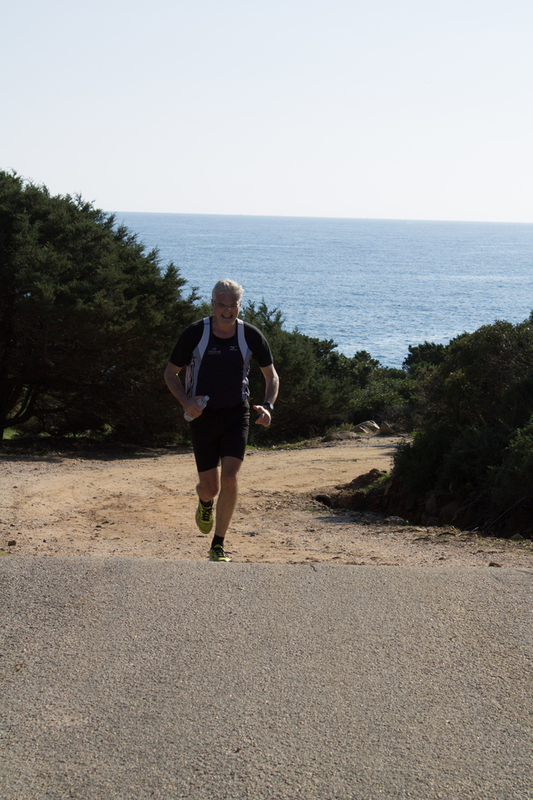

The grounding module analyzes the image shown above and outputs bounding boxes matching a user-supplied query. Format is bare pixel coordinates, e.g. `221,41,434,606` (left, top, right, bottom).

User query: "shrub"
493,415,533,508
403,341,447,374
243,301,359,441
0,171,201,443
351,368,419,429
393,316,533,534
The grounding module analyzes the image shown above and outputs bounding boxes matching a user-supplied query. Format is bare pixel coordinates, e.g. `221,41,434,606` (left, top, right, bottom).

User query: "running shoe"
209,544,231,562
196,499,214,534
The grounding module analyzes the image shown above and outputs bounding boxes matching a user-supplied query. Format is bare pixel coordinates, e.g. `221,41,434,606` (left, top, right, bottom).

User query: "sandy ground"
2,436,533,568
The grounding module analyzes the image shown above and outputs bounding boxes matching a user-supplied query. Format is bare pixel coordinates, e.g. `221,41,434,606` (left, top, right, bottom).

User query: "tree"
0,171,200,442
242,301,389,440
402,341,447,374
393,317,533,531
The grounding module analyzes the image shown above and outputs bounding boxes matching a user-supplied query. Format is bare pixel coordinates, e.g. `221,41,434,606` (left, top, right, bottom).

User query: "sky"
2,0,533,222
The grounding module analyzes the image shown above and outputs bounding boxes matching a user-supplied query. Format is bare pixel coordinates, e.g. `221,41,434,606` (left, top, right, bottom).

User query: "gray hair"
212,279,244,302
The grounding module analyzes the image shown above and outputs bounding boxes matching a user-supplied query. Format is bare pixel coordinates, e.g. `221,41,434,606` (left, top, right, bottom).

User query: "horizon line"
111,210,533,226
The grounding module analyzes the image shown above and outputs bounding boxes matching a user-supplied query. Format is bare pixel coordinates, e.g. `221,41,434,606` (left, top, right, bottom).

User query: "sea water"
114,212,533,368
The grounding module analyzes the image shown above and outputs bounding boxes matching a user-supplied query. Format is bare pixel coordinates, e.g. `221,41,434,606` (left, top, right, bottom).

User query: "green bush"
242,300,429,442
0,171,201,443
242,300,426,442
393,316,533,533
403,341,447,374
493,414,533,507
243,301,360,441
351,368,419,429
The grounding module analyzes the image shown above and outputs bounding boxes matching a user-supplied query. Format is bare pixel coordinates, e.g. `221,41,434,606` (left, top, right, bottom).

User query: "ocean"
114,212,533,368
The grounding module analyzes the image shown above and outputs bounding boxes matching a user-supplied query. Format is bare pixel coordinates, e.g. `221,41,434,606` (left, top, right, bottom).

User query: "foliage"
242,301,351,441
350,367,419,429
0,171,201,443
321,349,379,389
242,300,418,442
402,341,447,374
493,414,533,508
393,317,533,532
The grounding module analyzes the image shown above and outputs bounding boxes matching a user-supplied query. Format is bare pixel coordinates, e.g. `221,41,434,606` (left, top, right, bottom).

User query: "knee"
198,474,219,499
221,471,239,492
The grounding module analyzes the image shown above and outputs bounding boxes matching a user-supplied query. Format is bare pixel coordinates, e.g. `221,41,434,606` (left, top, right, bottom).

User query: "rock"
451,506,467,525
7,540,16,547
439,500,462,523
354,421,380,433
323,431,358,442
425,495,440,517
345,469,387,489
379,422,396,435
424,493,460,522
510,533,525,542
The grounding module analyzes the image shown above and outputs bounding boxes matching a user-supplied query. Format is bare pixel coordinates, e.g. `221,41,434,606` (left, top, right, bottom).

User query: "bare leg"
196,467,219,504
213,456,243,539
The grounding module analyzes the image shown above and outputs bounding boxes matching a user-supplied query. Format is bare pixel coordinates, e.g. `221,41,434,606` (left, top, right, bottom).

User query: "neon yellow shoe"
209,544,231,562
196,499,214,534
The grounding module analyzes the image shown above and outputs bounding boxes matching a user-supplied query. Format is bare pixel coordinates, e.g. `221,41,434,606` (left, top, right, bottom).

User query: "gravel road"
1,558,532,799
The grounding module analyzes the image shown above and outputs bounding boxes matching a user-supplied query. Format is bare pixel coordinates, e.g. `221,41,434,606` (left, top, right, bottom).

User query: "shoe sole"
209,549,231,562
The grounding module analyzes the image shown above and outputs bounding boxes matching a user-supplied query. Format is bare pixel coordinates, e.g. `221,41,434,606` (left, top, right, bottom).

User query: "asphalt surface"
1,558,532,800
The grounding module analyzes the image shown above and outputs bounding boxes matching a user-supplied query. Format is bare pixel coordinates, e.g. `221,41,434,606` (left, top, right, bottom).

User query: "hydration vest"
185,317,252,399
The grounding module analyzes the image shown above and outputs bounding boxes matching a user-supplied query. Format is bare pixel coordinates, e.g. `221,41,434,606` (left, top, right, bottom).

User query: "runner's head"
211,279,243,329
212,279,244,303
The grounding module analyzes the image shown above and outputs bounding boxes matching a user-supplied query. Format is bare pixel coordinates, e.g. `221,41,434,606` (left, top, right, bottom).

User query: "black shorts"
189,402,250,473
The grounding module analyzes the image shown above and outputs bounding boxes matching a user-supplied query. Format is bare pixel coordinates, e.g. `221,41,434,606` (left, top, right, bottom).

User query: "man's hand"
184,396,206,420
253,405,272,427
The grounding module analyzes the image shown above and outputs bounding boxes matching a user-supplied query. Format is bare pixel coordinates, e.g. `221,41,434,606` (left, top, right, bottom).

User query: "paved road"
1,558,532,800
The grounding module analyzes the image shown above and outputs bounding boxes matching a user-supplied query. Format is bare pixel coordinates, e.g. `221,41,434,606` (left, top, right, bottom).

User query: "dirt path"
2,436,532,567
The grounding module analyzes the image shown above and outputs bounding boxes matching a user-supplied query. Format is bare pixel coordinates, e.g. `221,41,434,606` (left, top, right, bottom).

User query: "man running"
164,279,279,562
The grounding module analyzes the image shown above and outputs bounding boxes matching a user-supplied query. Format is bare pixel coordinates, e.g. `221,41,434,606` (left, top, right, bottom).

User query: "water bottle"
184,395,209,422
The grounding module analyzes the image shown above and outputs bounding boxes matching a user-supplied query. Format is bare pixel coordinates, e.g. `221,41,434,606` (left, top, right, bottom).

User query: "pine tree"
0,171,199,442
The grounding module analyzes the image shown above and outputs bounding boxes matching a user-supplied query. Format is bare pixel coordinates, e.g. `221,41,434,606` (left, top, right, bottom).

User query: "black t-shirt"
170,317,273,408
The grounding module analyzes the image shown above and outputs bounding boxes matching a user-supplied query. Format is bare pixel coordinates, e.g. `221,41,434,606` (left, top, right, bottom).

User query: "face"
211,291,242,328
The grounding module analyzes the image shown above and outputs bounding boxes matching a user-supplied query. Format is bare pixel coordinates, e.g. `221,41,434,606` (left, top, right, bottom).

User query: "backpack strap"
236,318,248,360
185,317,211,396
198,317,211,360
236,319,253,399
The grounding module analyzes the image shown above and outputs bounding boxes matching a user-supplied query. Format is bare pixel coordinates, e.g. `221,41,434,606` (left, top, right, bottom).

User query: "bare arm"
163,362,205,420
253,364,280,427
